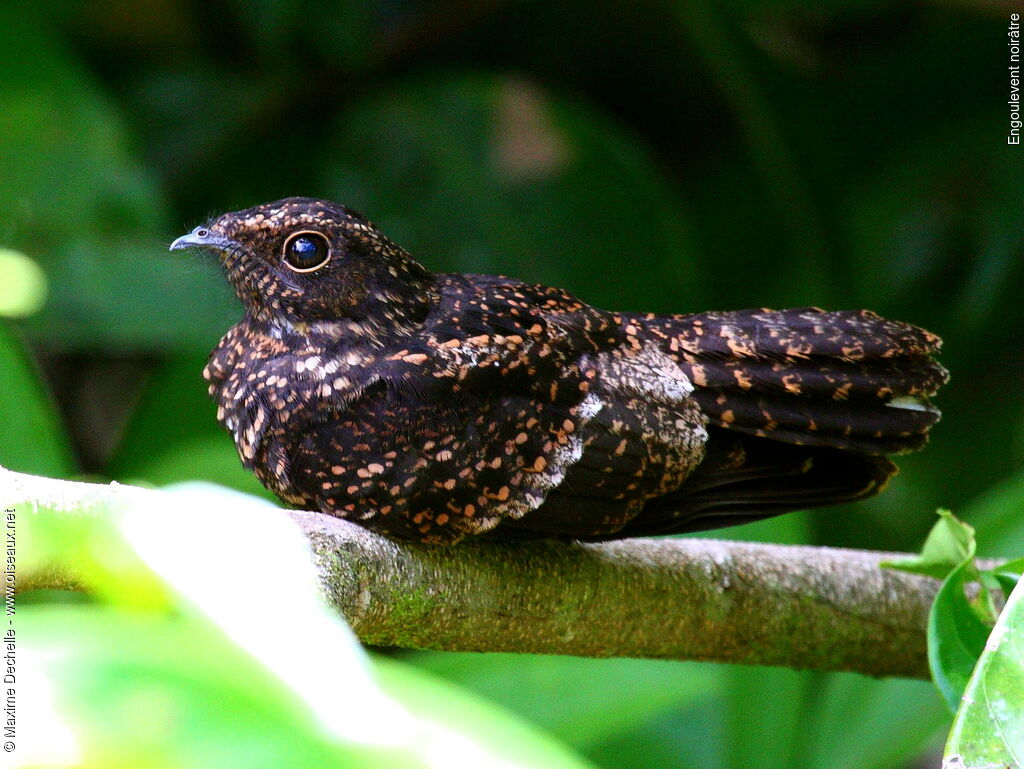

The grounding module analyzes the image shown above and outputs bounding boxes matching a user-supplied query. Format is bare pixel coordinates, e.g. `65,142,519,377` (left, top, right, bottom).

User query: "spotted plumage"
171,197,948,544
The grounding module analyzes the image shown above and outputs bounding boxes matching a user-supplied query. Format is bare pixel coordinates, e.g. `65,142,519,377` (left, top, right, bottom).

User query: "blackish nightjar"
171,197,948,545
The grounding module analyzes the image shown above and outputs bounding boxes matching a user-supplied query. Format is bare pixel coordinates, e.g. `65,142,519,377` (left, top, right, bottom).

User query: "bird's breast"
206,323,383,495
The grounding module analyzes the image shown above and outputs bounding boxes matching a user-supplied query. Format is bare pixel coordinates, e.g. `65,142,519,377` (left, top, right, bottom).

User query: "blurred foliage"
13,482,596,768
1,0,1021,766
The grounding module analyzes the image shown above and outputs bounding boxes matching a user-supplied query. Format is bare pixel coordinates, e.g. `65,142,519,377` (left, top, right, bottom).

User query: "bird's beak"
169,226,240,253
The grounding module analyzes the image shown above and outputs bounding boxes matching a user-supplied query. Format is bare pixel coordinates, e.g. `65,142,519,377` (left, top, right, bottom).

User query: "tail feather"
651,307,949,456
680,355,946,402
690,389,937,453
666,308,943,361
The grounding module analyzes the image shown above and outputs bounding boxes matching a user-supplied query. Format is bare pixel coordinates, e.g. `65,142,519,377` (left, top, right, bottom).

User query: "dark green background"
2,1,1022,767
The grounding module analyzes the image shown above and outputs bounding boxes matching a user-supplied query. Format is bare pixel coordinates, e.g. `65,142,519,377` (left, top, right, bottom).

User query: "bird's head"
171,197,436,332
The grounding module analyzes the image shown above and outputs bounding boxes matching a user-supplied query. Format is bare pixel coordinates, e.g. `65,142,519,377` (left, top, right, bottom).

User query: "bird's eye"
282,231,331,272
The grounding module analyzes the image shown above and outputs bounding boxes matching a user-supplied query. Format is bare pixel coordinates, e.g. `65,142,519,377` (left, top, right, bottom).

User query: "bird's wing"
488,340,712,540
286,278,634,543
653,308,948,453
494,308,948,540
287,382,604,542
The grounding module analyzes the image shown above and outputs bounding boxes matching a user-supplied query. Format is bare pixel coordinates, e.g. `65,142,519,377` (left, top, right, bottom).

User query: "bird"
170,197,948,545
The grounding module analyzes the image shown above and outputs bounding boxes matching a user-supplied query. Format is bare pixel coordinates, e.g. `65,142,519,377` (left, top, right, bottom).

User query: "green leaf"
13,478,597,768
0,8,238,352
376,658,598,769
722,666,808,768
929,558,992,713
982,557,1024,602
123,436,274,500
106,356,263,498
410,651,716,749
14,493,174,609
802,674,947,769
883,509,976,579
0,323,75,476
19,606,363,769
994,558,1024,577
994,572,1022,598
963,468,1024,558
107,355,273,498
944,579,1024,767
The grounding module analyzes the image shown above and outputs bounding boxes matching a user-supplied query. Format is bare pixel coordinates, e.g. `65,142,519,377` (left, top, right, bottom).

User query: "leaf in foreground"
944,579,1024,768
12,478,595,769
928,558,993,713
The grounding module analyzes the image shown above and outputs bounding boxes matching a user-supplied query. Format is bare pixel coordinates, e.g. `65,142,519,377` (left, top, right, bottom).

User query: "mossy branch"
8,468,948,678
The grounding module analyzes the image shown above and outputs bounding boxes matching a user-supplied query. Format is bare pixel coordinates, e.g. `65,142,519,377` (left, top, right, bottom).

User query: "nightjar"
171,197,948,544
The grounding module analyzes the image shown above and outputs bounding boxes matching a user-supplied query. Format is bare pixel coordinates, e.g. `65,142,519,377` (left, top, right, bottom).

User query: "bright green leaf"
944,579,1024,767
18,606,364,769
995,572,1022,598
13,478,597,768
929,558,992,713
883,509,976,580
994,558,1024,577
14,492,173,609
984,557,1024,606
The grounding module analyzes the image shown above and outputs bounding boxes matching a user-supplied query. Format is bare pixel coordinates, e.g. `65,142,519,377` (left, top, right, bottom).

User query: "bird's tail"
654,308,948,455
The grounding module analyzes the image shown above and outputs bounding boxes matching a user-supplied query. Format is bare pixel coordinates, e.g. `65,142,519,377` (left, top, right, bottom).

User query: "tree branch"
7,468,946,678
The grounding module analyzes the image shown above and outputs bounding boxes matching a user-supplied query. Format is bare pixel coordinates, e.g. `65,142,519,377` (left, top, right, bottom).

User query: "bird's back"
179,197,947,544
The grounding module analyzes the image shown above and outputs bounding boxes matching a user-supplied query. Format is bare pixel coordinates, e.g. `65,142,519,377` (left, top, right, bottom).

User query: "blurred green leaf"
722,666,808,768
0,323,75,476
227,0,380,70
20,606,363,769
376,658,599,769
802,674,947,769
995,558,1024,577
121,435,273,499
962,468,1024,558
16,496,171,609
843,118,1024,329
0,247,47,317
410,651,717,750
944,580,1024,768
0,8,238,351
106,354,220,457
14,477,597,768
108,355,272,496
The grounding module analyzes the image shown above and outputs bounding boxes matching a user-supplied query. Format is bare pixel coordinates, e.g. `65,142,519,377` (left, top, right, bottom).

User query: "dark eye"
282,231,331,272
